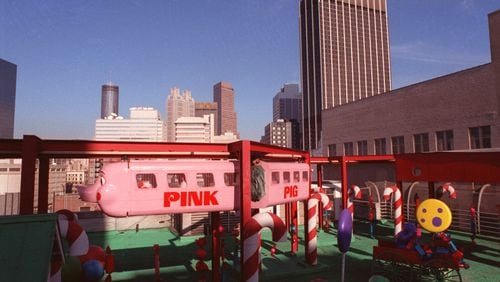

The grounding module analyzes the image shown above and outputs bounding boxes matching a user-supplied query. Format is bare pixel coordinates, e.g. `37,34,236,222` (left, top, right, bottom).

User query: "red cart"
372,239,468,282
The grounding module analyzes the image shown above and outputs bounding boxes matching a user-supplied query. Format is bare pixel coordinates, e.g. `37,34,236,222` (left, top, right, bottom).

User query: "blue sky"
1,0,498,141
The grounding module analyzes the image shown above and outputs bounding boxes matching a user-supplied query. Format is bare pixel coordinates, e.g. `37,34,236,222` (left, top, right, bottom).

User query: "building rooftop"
83,220,499,281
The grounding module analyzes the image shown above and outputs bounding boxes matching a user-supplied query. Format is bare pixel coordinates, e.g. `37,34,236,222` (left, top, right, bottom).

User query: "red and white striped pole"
383,185,403,236
306,192,332,265
347,185,362,220
57,209,89,256
243,212,287,282
440,182,457,199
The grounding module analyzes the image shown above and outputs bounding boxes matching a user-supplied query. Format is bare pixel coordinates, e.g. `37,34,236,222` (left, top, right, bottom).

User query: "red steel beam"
19,135,41,214
37,156,49,213
0,138,22,158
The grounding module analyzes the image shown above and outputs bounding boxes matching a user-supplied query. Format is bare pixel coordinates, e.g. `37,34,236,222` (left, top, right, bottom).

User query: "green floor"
87,220,500,281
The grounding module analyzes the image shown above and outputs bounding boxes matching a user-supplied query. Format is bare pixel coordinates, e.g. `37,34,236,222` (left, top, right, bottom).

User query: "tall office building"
0,59,17,139
166,87,195,141
300,0,391,151
273,84,302,149
101,83,119,119
273,84,302,122
213,81,238,137
195,101,218,132
261,119,294,148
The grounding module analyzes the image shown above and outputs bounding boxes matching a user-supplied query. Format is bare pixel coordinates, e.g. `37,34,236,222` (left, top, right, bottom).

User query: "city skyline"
1,1,498,141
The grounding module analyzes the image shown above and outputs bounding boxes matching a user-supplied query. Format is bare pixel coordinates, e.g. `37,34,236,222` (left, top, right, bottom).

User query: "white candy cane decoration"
306,192,332,265
243,212,287,282
57,209,89,256
383,185,403,236
440,182,457,199
347,185,362,218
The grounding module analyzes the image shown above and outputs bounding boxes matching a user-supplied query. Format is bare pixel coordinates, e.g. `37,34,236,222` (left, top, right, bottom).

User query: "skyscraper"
195,101,218,132
300,0,391,151
0,59,17,139
273,83,302,149
101,83,119,119
166,87,195,141
213,81,239,137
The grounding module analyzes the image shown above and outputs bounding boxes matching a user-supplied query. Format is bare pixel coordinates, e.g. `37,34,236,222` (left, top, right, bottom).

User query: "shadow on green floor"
86,220,500,282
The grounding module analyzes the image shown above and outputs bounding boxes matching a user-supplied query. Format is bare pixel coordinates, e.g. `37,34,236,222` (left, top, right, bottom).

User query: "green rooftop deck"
86,220,500,281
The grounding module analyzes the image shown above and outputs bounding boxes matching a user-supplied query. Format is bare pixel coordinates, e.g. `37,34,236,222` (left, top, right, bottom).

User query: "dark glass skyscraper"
273,83,302,149
0,59,17,138
101,83,119,119
300,0,391,151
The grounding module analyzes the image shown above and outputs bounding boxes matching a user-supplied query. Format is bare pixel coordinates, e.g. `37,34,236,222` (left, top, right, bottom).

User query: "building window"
293,171,300,183
357,140,368,156
328,144,337,156
196,173,215,187
167,173,187,188
414,133,430,153
436,130,454,151
375,138,386,155
391,136,405,154
224,172,238,186
344,142,354,156
136,173,157,188
271,172,280,184
469,126,491,149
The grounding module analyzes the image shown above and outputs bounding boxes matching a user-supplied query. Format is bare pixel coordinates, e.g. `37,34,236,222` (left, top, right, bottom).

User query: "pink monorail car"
78,159,310,217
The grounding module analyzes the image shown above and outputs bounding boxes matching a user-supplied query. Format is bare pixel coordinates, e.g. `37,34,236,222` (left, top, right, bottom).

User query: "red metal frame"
310,155,396,209
3,136,500,279
1,135,310,281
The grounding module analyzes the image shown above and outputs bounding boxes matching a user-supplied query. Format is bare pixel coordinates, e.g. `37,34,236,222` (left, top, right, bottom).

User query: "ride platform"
86,220,499,281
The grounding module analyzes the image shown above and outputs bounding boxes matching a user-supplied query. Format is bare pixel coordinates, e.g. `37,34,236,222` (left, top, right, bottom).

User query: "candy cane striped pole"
57,210,89,256
440,182,457,199
306,192,332,265
347,185,362,219
243,212,287,282
383,185,403,236
48,259,62,282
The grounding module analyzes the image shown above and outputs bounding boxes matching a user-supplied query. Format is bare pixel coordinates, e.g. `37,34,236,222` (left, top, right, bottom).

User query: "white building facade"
95,107,164,141
174,114,214,143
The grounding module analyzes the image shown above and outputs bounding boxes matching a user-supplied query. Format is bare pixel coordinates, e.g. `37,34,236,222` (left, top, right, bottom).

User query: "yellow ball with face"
416,199,452,233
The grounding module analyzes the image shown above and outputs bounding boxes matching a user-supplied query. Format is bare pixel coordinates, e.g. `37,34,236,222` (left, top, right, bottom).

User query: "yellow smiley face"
416,199,452,233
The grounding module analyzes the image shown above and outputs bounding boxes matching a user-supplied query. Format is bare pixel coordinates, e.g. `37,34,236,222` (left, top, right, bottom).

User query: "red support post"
317,165,323,229
285,203,290,231
340,157,348,210
429,181,435,199
291,201,298,253
317,164,323,193
20,135,41,214
211,212,221,282
38,156,49,213
303,199,309,255
229,140,252,276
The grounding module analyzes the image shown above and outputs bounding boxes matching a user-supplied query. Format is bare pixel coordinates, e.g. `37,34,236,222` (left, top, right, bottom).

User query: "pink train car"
78,159,310,217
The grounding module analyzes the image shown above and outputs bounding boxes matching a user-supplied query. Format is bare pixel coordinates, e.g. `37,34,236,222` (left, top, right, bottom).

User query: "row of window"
327,126,492,156
134,170,309,189
0,167,20,172
135,172,233,189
